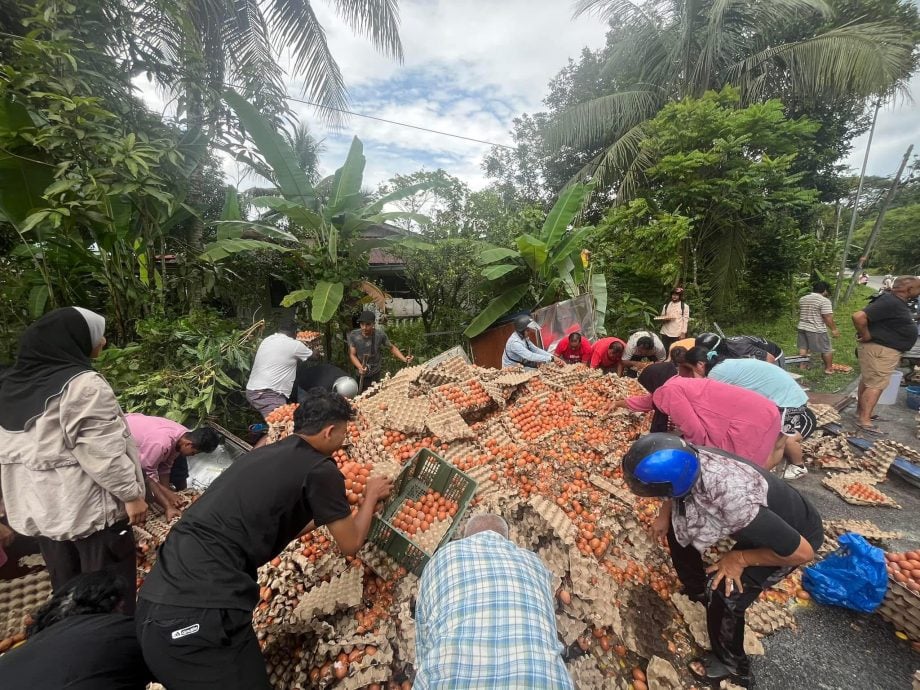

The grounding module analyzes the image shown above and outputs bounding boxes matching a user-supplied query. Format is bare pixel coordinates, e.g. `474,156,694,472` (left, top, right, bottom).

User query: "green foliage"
465,182,606,338
593,89,820,317
853,203,920,273
96,311,261,426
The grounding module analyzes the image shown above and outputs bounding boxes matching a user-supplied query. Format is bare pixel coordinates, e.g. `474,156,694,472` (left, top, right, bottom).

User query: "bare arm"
146,478,182,521
390,344,413,363
852,311,871,342
348,344,366,373
822,313,840,337
325,476,393,556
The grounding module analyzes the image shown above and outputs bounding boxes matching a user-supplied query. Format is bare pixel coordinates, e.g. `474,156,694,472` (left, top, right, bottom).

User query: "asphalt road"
752,383,920,689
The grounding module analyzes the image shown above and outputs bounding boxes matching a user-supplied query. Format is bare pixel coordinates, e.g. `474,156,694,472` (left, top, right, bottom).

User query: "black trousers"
660,334,680,352
136,599,270,690
667,527,792,674
37,520,137,614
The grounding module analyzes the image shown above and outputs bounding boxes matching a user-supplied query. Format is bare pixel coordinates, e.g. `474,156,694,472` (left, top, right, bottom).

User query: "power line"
225,83,515,151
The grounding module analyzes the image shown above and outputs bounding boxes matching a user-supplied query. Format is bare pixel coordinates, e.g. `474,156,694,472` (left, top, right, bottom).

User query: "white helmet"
333,376,359,399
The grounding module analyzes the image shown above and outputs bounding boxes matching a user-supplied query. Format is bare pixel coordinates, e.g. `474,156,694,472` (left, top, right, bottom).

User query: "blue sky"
139,0,919,191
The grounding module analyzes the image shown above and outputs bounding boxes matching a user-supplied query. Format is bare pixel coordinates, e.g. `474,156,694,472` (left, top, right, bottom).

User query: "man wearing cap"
659,287,690,351
501,315,561,369
348,311,413,392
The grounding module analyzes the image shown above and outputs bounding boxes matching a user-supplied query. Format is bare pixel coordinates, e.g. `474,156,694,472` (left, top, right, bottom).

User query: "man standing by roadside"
852,276,920,435
349,311,414,392
125,414,220,520
245,323,313,419
414,513,574,690
659,287,690,351
797,281,841,374
136,390,393,689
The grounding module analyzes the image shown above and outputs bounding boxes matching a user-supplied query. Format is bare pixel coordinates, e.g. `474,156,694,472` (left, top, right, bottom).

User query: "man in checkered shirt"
414,513,574,689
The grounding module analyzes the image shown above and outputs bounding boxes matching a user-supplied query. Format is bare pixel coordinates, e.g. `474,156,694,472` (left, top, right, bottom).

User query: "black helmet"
695,332,722,353
622,433,700,498
513,314,533,333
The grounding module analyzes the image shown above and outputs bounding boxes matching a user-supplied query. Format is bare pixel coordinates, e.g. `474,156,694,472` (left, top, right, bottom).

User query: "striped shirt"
797,292,833,333
415,531,574,690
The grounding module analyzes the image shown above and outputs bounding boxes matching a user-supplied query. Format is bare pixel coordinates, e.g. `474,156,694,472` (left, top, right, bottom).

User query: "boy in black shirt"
136,389,392,689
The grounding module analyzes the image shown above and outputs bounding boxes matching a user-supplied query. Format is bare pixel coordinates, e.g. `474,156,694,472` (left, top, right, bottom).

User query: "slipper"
688,656,754,688
870,414,886,421
856,424,887,436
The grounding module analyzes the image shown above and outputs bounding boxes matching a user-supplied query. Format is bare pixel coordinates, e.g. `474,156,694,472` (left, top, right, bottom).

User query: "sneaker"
782,464,808,480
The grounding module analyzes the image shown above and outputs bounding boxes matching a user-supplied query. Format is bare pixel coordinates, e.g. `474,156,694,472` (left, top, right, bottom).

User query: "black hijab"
638,361,678,433
0,308,98,431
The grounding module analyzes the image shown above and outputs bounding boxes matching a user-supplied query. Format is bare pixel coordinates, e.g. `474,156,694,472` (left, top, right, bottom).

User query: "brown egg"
894,572,908,584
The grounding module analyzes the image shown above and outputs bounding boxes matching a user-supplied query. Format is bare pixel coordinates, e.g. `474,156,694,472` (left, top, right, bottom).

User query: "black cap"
358,311,376,324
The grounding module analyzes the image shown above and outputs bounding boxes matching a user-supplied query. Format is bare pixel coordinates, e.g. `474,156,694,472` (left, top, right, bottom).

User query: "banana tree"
206,91,436,323
463,182,607,338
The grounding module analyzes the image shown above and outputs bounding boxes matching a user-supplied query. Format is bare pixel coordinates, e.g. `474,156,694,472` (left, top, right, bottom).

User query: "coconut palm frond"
325,0,403,60
731,21,914,102
545,89,664,150
573,0,671,25
262,0,349,118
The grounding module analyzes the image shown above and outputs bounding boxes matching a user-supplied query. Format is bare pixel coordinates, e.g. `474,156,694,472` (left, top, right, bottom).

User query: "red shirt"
556,337,593,364
589,337,627,370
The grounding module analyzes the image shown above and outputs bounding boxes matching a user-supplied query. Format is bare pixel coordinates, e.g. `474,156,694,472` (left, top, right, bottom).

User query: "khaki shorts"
857,342,901,390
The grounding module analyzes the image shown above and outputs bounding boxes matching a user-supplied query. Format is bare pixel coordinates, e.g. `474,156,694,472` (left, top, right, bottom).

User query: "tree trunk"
843,144,913,303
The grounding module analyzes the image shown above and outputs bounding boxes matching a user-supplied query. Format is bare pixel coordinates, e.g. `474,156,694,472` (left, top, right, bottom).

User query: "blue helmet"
622,433,700,498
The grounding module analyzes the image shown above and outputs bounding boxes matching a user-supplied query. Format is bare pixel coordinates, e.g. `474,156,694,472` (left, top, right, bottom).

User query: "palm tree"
548,0,915,200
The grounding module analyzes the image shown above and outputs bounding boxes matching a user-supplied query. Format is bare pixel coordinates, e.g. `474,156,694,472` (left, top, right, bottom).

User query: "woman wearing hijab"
611,364,786,468
0,308,147,611
622,434,823,688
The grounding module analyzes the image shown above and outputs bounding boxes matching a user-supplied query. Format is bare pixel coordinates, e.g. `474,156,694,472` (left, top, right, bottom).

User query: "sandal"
856,424,887,436
688,656,754,688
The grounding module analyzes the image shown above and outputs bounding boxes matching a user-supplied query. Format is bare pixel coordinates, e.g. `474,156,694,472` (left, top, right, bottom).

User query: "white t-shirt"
246,333,313,397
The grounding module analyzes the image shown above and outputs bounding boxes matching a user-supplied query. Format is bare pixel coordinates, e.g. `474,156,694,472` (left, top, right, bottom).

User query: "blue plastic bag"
802,532,888,613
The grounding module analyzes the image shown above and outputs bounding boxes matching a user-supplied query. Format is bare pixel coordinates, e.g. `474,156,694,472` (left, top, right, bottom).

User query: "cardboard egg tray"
425,405,474,442
382,395,430,435
528,495,579,545
746,598,796,635
672,593,763,656
556,611,589,646
809,403,841,427
822,519,902,553
822,472,901,508
539,363,598,390
877,577,920,642
887,440,920,464
0,570,52,638
267,418,294,443
490,369,539,387
857,441,898,481
569,654,608,689
647,655,682,689
803,434,855,470
430,378,497,419
292,566,364,623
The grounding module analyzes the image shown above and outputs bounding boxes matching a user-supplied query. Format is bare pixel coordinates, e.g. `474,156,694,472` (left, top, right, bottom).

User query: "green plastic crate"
368,448,477,577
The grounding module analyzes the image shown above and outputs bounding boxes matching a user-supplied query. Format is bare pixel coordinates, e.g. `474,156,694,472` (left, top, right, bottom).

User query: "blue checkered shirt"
414,531,574,689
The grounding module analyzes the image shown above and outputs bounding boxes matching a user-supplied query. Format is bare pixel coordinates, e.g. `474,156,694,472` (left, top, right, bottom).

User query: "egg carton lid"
425,406,475,442
384,397,431,434
529,495,578,545
746,599,795,635
588,474,635,508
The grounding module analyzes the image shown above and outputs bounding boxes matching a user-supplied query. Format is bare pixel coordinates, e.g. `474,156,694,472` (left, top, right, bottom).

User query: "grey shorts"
797,329,831,354
245,389,287,420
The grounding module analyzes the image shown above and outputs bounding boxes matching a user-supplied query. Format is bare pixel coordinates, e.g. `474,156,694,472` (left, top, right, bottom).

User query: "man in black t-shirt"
852,276,920,433
136,389,393,689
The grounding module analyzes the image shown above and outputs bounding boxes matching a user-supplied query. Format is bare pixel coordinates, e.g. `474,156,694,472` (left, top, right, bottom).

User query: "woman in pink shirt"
613,375,784,468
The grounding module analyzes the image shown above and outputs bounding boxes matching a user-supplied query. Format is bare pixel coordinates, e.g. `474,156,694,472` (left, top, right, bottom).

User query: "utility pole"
833,99,881,306
843,144,914,303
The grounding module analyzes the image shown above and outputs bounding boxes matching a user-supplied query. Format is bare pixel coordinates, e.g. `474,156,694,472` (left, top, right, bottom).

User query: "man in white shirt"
796,281,840,374
622,330,667,375
501,315,560,369
245,324,313,420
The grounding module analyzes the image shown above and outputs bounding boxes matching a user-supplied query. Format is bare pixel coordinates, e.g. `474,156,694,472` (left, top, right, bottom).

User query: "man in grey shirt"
348,311,413,392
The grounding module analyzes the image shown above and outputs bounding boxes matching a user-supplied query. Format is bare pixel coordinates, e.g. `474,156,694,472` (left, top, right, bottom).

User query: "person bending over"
0,570,152,689
125,414,219,519
682,347,816,480
136,389,393,689
414,513,574,690
623,434,822,688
